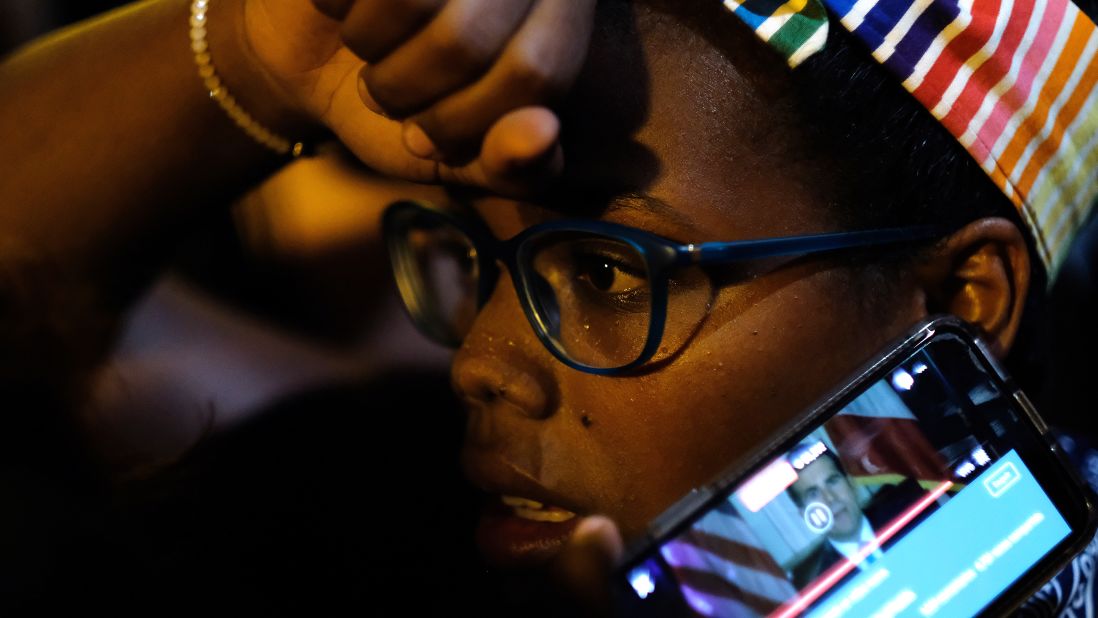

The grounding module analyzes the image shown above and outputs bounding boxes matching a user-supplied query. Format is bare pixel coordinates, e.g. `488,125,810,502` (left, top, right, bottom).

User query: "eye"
571,243,649,296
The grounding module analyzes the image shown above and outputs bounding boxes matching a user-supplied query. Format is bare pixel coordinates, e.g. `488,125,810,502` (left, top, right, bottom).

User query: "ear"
913,218,1031,358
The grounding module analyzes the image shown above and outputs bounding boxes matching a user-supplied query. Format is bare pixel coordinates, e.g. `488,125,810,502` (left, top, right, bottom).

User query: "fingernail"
403,123,437,159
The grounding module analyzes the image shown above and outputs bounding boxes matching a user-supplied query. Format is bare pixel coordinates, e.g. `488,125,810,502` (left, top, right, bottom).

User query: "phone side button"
1013,390,1050,435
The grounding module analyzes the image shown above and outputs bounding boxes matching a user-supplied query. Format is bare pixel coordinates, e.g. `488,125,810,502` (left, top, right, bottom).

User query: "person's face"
448,4,923,566
791,457,864,543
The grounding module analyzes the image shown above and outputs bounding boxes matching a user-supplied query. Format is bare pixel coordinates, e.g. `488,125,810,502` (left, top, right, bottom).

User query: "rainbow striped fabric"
721,0,1098,279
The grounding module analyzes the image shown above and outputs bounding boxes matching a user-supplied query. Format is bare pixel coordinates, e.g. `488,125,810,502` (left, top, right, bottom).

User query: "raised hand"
240,0,597,193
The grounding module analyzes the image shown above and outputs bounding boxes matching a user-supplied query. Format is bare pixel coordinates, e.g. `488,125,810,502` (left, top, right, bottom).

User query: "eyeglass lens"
403,224,479,345
396,215,715,371
523,233,654,368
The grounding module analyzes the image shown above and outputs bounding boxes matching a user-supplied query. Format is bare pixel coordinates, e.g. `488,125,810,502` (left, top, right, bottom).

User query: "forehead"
544,1,831,241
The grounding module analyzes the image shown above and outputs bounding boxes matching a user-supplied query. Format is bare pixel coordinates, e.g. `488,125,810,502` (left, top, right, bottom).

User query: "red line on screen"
768,480,955,618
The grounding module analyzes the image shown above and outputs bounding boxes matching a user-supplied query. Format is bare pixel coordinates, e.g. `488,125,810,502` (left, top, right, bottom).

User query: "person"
387,0,1088,570
1,0,1096,614
0,1,597,612
361,0,1098,610
787,449,930,589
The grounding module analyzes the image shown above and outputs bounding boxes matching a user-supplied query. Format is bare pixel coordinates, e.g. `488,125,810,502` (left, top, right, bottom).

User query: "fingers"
321,0,596,193
360,0,536,117
339,0,444,63
322,68,443,182
315,56,562,196
548,516,624,617
438,106,563,196
407,0,596,158
310,0,356,20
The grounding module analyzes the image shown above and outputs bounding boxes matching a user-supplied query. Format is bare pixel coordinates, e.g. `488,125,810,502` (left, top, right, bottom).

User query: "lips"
476,496,581,567
463,454,585,567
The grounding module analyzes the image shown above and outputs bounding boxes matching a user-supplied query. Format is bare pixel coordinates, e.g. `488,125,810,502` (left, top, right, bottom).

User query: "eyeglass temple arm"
687,226,945,264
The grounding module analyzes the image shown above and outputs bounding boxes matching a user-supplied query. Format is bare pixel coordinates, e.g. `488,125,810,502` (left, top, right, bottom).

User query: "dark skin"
0,0,594,389
447,4,1033,596
0,0,594,313
0,0,1033,611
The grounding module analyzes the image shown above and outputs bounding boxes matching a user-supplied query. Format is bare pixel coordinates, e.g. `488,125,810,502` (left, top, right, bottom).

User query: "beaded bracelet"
189,0,306,157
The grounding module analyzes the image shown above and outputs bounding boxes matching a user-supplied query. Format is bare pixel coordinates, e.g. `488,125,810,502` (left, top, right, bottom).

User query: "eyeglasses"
383,200,942,376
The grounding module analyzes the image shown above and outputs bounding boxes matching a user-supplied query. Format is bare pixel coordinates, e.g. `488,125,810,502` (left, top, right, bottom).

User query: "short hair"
633,0,1050,392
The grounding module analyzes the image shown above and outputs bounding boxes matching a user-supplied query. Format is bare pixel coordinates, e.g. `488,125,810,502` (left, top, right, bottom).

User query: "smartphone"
613,315,1096,618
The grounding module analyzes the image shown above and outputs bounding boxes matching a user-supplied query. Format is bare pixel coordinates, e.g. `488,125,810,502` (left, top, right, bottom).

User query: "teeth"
513,507,577,523
501,495,544,509
501,495,577,522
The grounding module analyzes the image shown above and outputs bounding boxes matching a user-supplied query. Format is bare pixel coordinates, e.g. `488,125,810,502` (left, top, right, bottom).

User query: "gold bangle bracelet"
189,0,305,157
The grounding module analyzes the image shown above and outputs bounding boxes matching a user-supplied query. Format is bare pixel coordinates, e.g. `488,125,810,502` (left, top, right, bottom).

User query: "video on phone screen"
626,336,1072,618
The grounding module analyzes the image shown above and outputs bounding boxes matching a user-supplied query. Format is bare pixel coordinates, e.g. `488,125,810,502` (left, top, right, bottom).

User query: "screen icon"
984,461,1021,498
804,502,834,534
628,565,657,599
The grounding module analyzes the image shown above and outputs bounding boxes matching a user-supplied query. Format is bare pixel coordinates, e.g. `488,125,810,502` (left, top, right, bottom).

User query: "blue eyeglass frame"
383,200,945,376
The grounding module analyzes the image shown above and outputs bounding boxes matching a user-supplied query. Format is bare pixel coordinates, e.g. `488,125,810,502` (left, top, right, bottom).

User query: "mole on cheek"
581,414,594,428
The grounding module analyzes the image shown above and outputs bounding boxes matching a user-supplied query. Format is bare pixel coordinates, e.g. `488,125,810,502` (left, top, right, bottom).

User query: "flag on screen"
826,381,950,486
661,501,799,617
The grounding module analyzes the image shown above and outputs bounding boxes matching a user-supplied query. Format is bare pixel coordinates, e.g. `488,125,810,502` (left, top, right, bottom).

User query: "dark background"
1,1,123,54
2,2,1096,614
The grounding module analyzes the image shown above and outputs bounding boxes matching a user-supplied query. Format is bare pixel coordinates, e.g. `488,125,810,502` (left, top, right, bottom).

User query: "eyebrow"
604,192,702,235
444,186,704,236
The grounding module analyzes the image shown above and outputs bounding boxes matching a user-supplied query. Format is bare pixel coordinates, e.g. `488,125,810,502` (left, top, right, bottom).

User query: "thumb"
548,515,625,617
331,68,563,194
324,68,443,182
439,106,564,197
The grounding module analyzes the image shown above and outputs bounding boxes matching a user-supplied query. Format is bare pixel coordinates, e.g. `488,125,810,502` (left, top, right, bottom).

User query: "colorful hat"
721,0,1098,280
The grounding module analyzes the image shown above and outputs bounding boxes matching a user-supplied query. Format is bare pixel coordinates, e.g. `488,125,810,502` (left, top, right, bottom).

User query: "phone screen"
619,330,1089,618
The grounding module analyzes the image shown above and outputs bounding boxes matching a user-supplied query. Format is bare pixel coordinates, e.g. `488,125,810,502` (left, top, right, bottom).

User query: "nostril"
452,354,553,420
475,382,502,404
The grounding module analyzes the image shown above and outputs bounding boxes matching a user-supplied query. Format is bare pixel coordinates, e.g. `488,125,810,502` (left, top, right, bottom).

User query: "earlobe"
915,218,1031,357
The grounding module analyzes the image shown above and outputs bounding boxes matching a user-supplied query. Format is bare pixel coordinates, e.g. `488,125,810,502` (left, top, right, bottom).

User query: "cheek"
565,269,892,539
840,486,859,506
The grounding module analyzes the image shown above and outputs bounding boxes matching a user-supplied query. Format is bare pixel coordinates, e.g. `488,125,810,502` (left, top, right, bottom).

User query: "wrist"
200,0,323,148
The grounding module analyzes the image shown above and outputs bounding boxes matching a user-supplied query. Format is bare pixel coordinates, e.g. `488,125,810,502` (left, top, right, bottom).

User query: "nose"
452,351,552,418
450,275,557,422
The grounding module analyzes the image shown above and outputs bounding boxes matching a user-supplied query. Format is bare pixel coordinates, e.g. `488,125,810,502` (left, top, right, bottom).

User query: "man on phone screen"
788,448,928,589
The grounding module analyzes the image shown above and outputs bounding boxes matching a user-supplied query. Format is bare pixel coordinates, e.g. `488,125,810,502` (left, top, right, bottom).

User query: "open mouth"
461,454,586,566
476,494,583,567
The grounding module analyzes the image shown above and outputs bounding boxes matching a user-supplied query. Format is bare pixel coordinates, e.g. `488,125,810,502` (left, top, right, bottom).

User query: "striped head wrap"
721,0,1098,279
